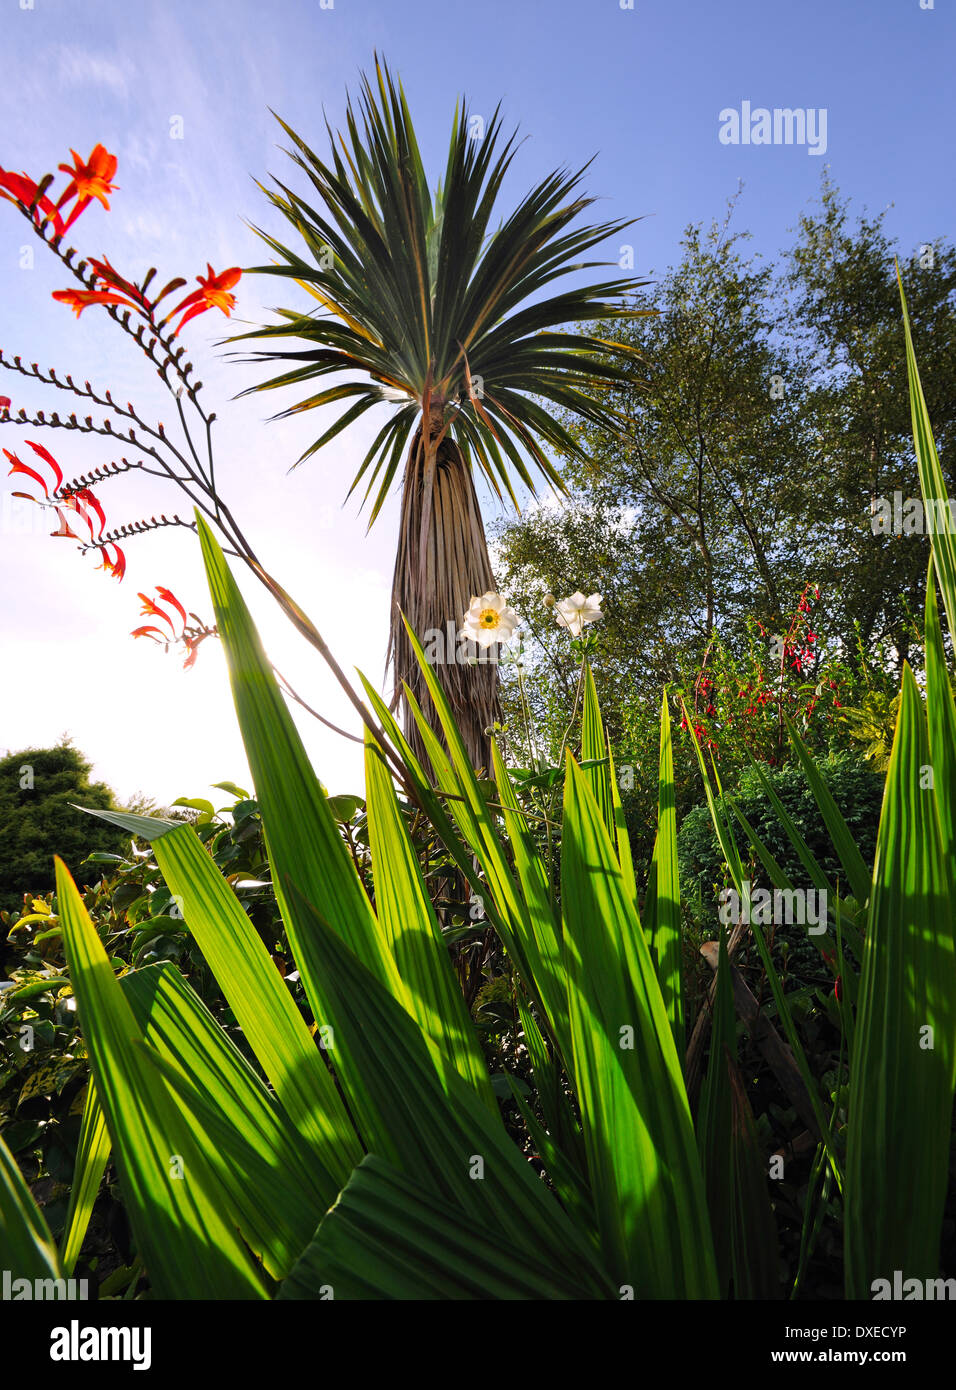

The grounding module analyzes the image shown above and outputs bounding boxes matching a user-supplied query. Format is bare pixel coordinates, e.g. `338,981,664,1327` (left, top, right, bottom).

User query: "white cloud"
55,47,136,101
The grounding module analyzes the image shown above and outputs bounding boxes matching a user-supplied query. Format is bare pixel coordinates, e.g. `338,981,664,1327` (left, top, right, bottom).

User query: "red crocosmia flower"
138,591,178,634
53,287,141,319
56,145,119,231
24,440,64,490
834,976,842,1002
167,265,241,337
0,397,10,411
133,586,202,668
57,491,98,540
97,544,126,581
0,167,66,235
54,256,152,319
68,486,106,537
155,585,187,627
88,256,148,302
4,447,50,497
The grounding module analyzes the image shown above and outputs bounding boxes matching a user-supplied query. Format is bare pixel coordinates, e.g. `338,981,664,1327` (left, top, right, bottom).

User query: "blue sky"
1,0,951,807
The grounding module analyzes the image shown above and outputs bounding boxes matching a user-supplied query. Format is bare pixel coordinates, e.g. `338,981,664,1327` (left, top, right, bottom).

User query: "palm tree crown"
237,56,647,766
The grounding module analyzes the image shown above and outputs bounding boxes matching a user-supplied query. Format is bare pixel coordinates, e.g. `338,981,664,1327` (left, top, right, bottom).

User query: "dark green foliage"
678,751,884,914
0,744,128,912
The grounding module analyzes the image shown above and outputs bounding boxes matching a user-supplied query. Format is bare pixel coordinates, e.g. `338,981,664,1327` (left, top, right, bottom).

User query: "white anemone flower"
460,592,519,649
553,591,603,637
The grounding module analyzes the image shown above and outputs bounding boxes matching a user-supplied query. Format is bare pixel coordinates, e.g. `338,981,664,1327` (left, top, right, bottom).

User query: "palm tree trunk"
388,423,500,773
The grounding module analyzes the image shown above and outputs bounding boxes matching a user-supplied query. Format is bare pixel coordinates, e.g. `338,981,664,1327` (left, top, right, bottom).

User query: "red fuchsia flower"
133,586,204,669
0,167,66,235
55,144,118,231
165,264,241,337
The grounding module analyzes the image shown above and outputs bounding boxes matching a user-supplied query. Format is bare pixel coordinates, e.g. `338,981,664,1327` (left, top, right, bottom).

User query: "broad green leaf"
489,740,570,1060
844,664,956,1296
515,993,587,1200
0,1130,62,1283
357,671,513,945
172,796,215,825
580,662,613,838
197,514,419,1154
325,793,364,823
121,962,329,1277
211,780,251,799
399,672,557,1034
651,688,683,1047
280,1155,599,1300
59,1079,110,1275
898,268,956,645
83,811,360,1187
363,729,495,1109
282,878,611,1294
54,858,266,1299
607,742,637,906
560,754,718,1297
925,566,956,900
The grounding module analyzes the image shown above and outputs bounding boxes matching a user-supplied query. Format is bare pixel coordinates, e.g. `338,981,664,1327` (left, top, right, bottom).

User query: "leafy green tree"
494,178,956,765
784,173,956,663
0,742,127,910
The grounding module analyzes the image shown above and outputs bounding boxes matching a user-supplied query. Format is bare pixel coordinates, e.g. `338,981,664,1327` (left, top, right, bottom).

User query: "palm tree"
238,58,645,769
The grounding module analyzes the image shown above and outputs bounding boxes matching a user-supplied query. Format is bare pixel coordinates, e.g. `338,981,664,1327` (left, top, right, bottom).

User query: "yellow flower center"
479,608,498,628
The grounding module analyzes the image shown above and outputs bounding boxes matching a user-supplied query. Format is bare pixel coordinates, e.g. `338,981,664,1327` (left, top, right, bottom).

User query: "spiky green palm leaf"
236,56,646,766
